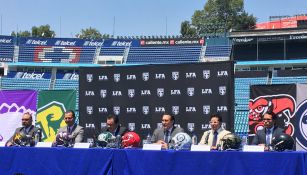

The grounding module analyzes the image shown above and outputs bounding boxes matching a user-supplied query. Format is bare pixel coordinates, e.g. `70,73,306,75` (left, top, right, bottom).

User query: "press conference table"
0,147,306,175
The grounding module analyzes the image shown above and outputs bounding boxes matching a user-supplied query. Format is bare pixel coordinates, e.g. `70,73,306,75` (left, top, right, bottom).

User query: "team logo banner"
36,90,76,142
295,84,307,151
0,90,37,142
79,62,234,140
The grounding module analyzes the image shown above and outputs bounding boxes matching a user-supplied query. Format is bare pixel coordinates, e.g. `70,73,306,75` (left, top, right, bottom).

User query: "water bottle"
34,129,41,146
241,135,247,148
146,133,151,144
191,133,198,145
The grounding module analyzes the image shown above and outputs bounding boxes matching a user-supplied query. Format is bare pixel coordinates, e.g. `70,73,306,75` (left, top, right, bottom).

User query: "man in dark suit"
100,114,128,137
6,112,40,147
252,111,284,150
151,113,184,149
55,110,84,144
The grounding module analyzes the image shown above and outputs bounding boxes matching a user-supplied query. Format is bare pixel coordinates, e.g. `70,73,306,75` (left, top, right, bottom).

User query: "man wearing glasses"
6,112,39,147
251,111,284,150
199,114,231,150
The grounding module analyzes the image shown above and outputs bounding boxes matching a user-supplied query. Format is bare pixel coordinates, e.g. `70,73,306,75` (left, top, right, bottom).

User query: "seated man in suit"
199,114,231,150
55,110,84,144
100,114,128,137
6,112,40,147
251,111,284,150
151,113,184,149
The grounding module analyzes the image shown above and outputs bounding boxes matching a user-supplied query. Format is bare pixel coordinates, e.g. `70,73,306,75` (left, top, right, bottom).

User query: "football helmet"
271,133,294,151
121,132,141,148
97,132,116,147
220,133,241,150
55,132,74,147
169,132,192,150
13,132,33,146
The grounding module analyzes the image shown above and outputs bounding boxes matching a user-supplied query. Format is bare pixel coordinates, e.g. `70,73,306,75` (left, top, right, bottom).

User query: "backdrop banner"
0,90,37,142
36,90,76,142
79,62,234,142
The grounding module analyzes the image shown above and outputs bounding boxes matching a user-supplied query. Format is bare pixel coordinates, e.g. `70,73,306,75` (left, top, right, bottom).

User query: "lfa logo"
86,74,93,82
128,123,136,131
128,89,135,98
114,74,120,82
142,106,150,115
113,106,120,115
141,124,151,129
217,71,228,77
185,72,196,79
127,74,136,80
217,106,228,112
172,106,180,115
187,87,195,96
85,91,95,96
219,86,226,95
100,89,107,98
157,88,164,97
86,106,93,115
142,72,149,81
203,70,210,79
155,73,165,79
172,71,179,80
98,75,108,81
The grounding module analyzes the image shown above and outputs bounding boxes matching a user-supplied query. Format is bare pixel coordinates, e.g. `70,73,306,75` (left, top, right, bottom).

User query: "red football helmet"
121,132,141,148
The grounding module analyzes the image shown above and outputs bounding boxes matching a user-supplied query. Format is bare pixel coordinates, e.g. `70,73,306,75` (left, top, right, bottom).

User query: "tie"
212,131,218,146
68,127,71,134
266,129,271,145
164,130,169,143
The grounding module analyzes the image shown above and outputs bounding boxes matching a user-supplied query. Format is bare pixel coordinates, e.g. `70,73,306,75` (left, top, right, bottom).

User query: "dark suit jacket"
57,124,84,143
6,125,38,146
100,125,128,137
151,126,184,143
252,126,284,145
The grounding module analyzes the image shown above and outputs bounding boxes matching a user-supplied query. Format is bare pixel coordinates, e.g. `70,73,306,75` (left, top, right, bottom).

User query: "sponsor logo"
16,72,46,79
112,91,122,96
111,41,132,47
98,75,108,81
0,38,12,44
170,89,181,95
100,89,107,98
85,91,95,96
187,123,195,132
157,88,164,97
142,72,149,81
142,106,150,115
98,107,108,113
203,105,210,115
126,107,136,113
217,106,228,112
201,124,210,130
54,40,76,46
186,106,197,112
141,124,151,129
128,123,136,131
127,74,136,80
83,41,104,47
25,39,48,45
172,71,179,80
203,70,210,79
86,74,93,82
85,123,95,128
155,73,165,79
128,89,135,98
187,87,195,96
141,90,151,96
185,72,197,79
155,107,165,113
219,86,226,95
63,73,79,80
86,106,93,115
202,88,212,95
217,71,228,77
114,74,120,82
172,106,180,115
113,106,120,115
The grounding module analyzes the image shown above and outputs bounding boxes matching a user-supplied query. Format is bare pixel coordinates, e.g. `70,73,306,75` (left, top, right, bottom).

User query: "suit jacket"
251,126,284,145
100,125,128,137
199,128,231,146
151,126,184,143
57,124,84,143
6,125,38,146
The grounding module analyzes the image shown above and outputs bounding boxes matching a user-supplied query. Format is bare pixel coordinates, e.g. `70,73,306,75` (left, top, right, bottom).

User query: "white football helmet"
169,132,192,150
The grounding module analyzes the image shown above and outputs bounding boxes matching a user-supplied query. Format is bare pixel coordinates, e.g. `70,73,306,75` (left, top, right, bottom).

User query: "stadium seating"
204,45,232,58
0,77,50,90
272,76,307,84
0,44,14,62
126,45,202,64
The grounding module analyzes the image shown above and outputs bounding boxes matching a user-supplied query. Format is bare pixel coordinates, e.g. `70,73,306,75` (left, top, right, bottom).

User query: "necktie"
68,127,71,134
212,131,218,146
266,129,271,145
164,130,169,143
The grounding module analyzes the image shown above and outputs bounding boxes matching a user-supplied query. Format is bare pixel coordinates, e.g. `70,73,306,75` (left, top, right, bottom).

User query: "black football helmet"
271,133,294,151
220,133,241,150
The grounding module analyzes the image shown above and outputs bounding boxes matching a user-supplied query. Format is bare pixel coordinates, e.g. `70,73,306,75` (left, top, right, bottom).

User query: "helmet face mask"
220,133,241,150
271,133,294,152
121,132,141,148
169,132,192,150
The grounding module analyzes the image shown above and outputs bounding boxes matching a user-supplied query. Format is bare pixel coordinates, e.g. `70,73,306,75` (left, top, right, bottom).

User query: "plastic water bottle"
241,135,247,148
34,129,41,146
191,133,198,145
146,133,151,144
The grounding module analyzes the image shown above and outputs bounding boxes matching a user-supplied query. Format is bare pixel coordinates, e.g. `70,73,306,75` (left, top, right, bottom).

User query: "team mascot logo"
295,99,307,150
249,94,296,136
